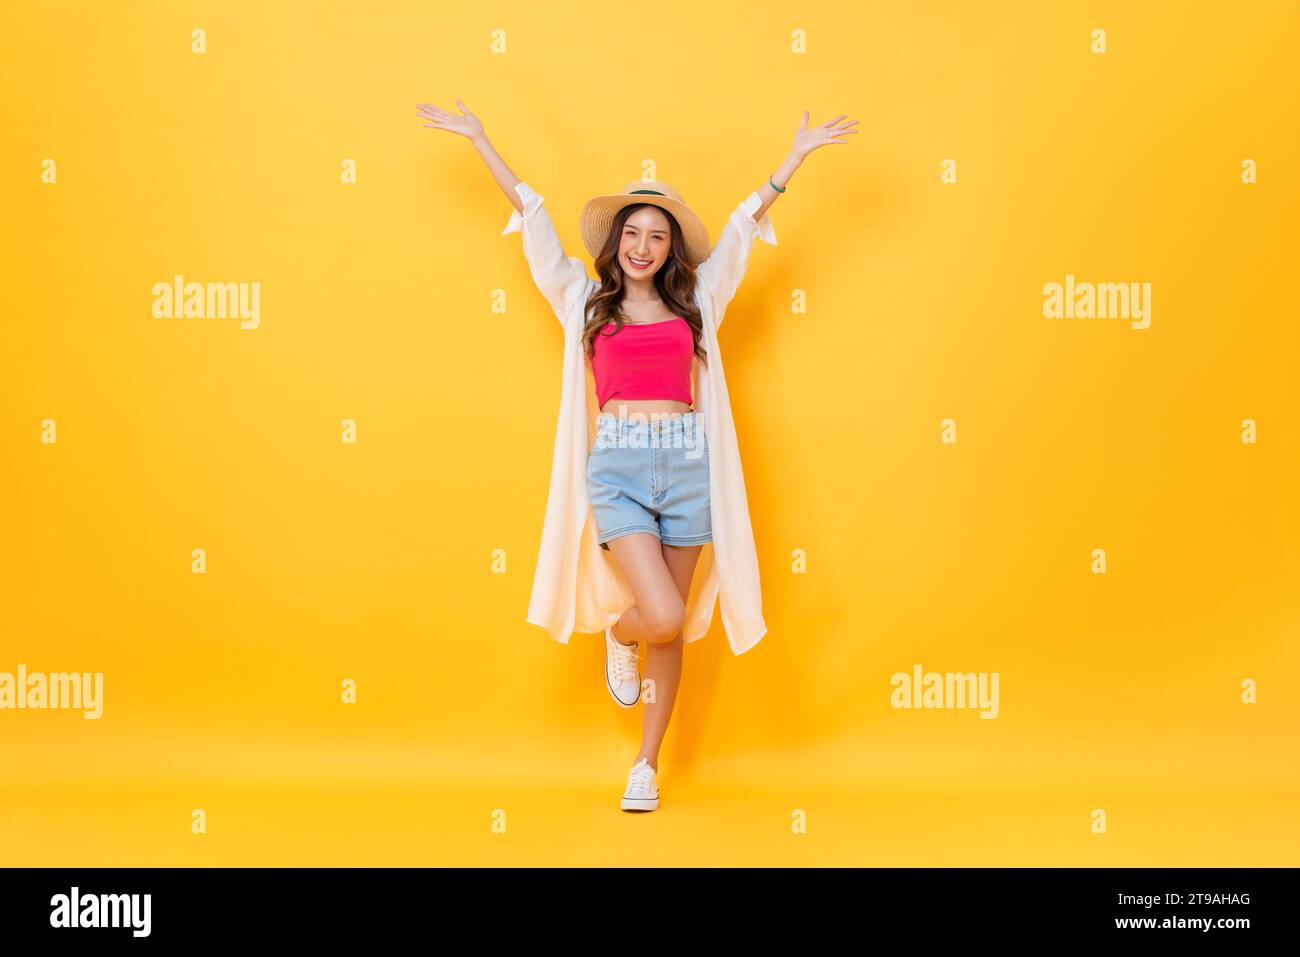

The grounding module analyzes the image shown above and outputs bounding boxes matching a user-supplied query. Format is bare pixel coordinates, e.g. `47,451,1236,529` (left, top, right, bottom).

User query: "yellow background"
2,0,1297,865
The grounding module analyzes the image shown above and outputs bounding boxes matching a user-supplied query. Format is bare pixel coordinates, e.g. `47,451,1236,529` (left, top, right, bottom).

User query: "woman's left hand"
790,111,858,161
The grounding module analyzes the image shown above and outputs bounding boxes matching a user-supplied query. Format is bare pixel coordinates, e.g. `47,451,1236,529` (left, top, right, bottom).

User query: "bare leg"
635,542,702,772
604,533,688,647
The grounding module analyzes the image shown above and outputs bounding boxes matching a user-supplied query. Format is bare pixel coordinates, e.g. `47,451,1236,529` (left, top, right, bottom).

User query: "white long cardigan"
501,182,777,655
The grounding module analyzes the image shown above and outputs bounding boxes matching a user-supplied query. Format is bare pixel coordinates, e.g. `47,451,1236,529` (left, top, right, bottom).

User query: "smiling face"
617,205,674,280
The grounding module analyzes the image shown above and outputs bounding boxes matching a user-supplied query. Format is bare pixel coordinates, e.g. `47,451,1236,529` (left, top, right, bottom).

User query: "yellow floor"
4,731,1294,866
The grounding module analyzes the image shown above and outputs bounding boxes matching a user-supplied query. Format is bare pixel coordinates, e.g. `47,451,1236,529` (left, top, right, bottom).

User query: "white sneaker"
621,758,660,812
604,624,640,708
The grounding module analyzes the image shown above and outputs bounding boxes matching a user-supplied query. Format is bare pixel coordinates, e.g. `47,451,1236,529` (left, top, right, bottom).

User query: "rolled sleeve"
501,182,590,324
696,190,778,322
739,190,778,247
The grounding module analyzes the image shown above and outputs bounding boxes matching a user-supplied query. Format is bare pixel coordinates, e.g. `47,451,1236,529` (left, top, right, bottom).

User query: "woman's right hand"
416,99,485,141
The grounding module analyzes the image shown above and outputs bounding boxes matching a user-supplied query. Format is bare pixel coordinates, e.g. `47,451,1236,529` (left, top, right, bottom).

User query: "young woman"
417,99,856,811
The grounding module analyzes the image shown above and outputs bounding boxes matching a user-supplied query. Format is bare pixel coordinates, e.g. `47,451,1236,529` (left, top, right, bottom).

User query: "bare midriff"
599,398,692,418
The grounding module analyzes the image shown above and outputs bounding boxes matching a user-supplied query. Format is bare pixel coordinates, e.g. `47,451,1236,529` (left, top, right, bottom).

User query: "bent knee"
642,603,686,643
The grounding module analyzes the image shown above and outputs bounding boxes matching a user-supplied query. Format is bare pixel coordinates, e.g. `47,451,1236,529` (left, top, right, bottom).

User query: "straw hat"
580,180,712,267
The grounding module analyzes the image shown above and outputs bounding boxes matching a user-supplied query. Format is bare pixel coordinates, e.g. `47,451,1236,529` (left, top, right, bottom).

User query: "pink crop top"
590,317,694,408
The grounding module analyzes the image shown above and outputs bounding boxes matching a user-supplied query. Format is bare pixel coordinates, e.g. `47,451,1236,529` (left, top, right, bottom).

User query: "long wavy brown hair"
581,203,707,367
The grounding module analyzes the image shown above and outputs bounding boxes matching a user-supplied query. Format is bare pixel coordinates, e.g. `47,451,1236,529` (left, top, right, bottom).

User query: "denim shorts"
586,411,712,549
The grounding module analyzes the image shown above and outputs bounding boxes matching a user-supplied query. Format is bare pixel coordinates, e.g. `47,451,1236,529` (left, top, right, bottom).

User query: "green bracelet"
768,175,786,193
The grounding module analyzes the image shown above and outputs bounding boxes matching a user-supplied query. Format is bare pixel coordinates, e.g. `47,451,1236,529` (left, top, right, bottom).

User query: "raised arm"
694,185,779,320
417,98,589,322
695,111,858,323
